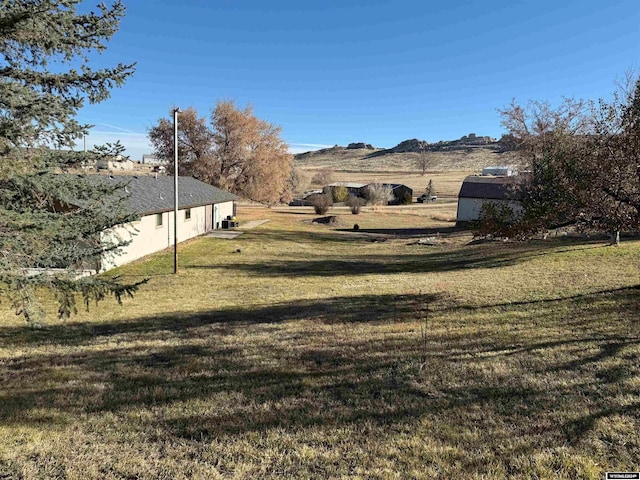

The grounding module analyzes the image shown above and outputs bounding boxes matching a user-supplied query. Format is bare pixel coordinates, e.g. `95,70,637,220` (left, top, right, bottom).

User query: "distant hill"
294,134,519,172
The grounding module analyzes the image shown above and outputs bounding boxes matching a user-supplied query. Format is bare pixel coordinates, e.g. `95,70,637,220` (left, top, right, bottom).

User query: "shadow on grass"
452,284,640,312
186,239,611,278
1,286,639,455
0,293,439,347
335,226,462,237
244,228,374,245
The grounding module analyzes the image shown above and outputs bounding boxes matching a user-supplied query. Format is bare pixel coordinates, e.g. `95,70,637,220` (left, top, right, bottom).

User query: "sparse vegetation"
295,143,522,172
365,183,394,206
347,195,364,214
312,193,333,214
426,178,436,197
332,184,349,203
310,168,334,185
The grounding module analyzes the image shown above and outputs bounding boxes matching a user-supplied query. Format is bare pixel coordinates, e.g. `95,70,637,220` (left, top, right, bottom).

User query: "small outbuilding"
456,175,523,225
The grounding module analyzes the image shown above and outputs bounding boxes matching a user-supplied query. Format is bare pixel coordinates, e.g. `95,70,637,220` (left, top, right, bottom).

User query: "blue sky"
75,0,640,159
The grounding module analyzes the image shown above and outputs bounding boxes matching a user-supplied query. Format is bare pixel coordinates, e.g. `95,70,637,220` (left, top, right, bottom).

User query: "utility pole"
173,107,180,274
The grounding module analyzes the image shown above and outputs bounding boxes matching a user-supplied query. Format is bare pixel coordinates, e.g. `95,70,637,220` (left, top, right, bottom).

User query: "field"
1,205,640,479
293,146,522,173
292,146,523,200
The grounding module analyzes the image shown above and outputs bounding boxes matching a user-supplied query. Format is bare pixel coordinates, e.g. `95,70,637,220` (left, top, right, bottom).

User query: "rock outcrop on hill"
365,134,506,158
292,134,514,163
347,142,375,150
388,139,430,153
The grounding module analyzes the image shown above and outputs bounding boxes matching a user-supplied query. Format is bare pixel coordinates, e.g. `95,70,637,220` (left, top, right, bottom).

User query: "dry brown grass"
293,147,523,200
1,207,639,479
295,147,522,173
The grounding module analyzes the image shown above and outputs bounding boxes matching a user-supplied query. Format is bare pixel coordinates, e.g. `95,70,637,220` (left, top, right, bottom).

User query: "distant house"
481,166,516,177
290,182,413,206
325,182,413,205
96,155,135,171
456,175,523,225
323,182,368,199
289,189,324,206
141,154,162,165
78,175,236,271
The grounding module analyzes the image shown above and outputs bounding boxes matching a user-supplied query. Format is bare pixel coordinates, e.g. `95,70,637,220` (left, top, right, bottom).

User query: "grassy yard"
1,206,639,479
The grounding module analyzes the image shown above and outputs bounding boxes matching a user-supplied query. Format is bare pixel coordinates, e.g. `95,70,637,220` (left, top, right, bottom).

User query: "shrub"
332,185,350,203
426,179,436,197
399,191,412,205
312,194,333,215
476,202,519,237
347,196,364,214
311,168,334,186
365,183,394,206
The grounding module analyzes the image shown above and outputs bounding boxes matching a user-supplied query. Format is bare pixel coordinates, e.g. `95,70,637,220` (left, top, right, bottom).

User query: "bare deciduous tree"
498,76,640,243
365,183,394,206
149,101,293,204
415,145,430,176
148,107,214,179
311,168,334,186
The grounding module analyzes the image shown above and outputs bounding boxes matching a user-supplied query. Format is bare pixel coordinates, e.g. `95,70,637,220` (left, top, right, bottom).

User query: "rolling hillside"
294,138,522,172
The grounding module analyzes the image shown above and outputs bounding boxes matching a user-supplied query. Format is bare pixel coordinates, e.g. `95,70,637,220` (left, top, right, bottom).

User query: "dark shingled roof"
79,175,237,215
458,175,523,200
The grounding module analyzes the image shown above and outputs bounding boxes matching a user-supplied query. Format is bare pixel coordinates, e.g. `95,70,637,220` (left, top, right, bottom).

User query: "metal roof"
458,175,522,200
78,174,237,215
326,182,367,189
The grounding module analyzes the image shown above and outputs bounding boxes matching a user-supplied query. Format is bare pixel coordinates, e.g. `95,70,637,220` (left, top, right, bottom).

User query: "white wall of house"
213,201,235,229
457,198,523,222
101,200,234,271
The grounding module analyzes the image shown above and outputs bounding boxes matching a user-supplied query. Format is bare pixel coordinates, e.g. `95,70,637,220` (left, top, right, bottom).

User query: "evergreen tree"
0,1,142,323
426,179,436,197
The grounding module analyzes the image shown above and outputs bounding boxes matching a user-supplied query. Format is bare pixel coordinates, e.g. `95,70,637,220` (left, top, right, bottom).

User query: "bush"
332,185,349,203
311,168,334,186
347,196,364,214
365,183,394,206
312,194,332,215
399,191,412,205
476,202,519,237
426,179,436,197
